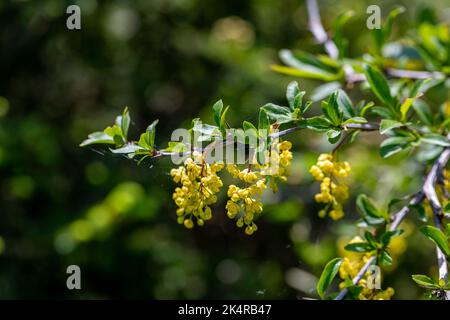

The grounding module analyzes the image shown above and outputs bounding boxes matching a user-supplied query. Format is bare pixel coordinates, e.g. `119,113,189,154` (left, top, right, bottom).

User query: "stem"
334,138,450,300
386,68,445,80
306,0,339,59
155,122,379,158
334,192,423,300
423,133,450,300
334,256,376,300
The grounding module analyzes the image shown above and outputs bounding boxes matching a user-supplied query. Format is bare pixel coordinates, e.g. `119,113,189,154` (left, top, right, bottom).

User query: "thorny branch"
423,133,450,300
335,139,450,300
306,0,450,300
153,122,379,158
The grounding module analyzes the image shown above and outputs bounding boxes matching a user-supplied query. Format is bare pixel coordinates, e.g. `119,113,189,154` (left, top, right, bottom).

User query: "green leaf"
412,100,433,125
258,109,270,132
420,226,450,256
305,116,333,132
379,136,412,158
379,119,404,134
243,121,256,131
412,275,439,289
316,258,342,299
165,142,188,153
416,143,443,163
444,203,450,214
409,204,428,222
364,64,395,109
327,129,341,144
321,92,342,126
356,194,386,224
104,124,125,146
381,229,404,247
117,107,130,140
110,143,145,155
147,120,159,148
80,132,115,147
356,194,383,218
342,117,368,125
137,120,159,150
219,105,230,136
421,134,450,147
346,285,364,299
336,89,355,118
332,11,354,58
271,63,342,82
212,100,223,127
359,102,375,117
286,81,302,112
400,95,421,122
279,49,337,73
364,231,379,248
384,7,405,41
261,103,293,124
372,7,405,54
345,242,375,253
379,250,393,266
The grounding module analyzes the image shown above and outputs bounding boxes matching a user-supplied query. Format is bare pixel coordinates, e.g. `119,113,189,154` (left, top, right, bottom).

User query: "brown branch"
306,0,339,59
335,137,450,300
334,191,424,300
423,133,450,300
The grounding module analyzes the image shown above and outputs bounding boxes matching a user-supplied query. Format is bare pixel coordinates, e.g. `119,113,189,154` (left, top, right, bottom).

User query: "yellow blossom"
309,153,350,220
170,152,223,229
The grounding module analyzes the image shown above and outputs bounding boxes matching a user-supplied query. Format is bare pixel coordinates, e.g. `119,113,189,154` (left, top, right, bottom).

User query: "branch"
334,256,376,300
334,138,450,300
386,68,445,80
423,133,450,300
153,122,380,158
306,0,339,59
334,191,424,300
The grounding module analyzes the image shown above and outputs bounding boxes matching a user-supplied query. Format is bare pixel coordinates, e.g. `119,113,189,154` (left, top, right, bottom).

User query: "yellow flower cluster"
309,153,350,220
226,165,266,235
338,237,395,300
224,140,293,235
258,140,293,192
170,152,224,229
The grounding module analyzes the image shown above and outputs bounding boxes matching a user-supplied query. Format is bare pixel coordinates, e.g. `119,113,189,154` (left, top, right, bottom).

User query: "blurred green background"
0,0,449,299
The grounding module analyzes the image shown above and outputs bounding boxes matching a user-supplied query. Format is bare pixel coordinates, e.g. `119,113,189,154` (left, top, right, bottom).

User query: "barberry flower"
224,140,292,235
259,140,293,192
226,165,266,235
170,152,223,229
309,153,350,220
338,237,394,300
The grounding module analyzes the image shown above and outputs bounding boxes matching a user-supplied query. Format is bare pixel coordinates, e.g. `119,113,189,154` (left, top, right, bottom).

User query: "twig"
334,191,424,300
335,137,450,300
386,68,445,80
334,256,376,300
423,133,450,300
153,122,379,158
306,0,339,59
